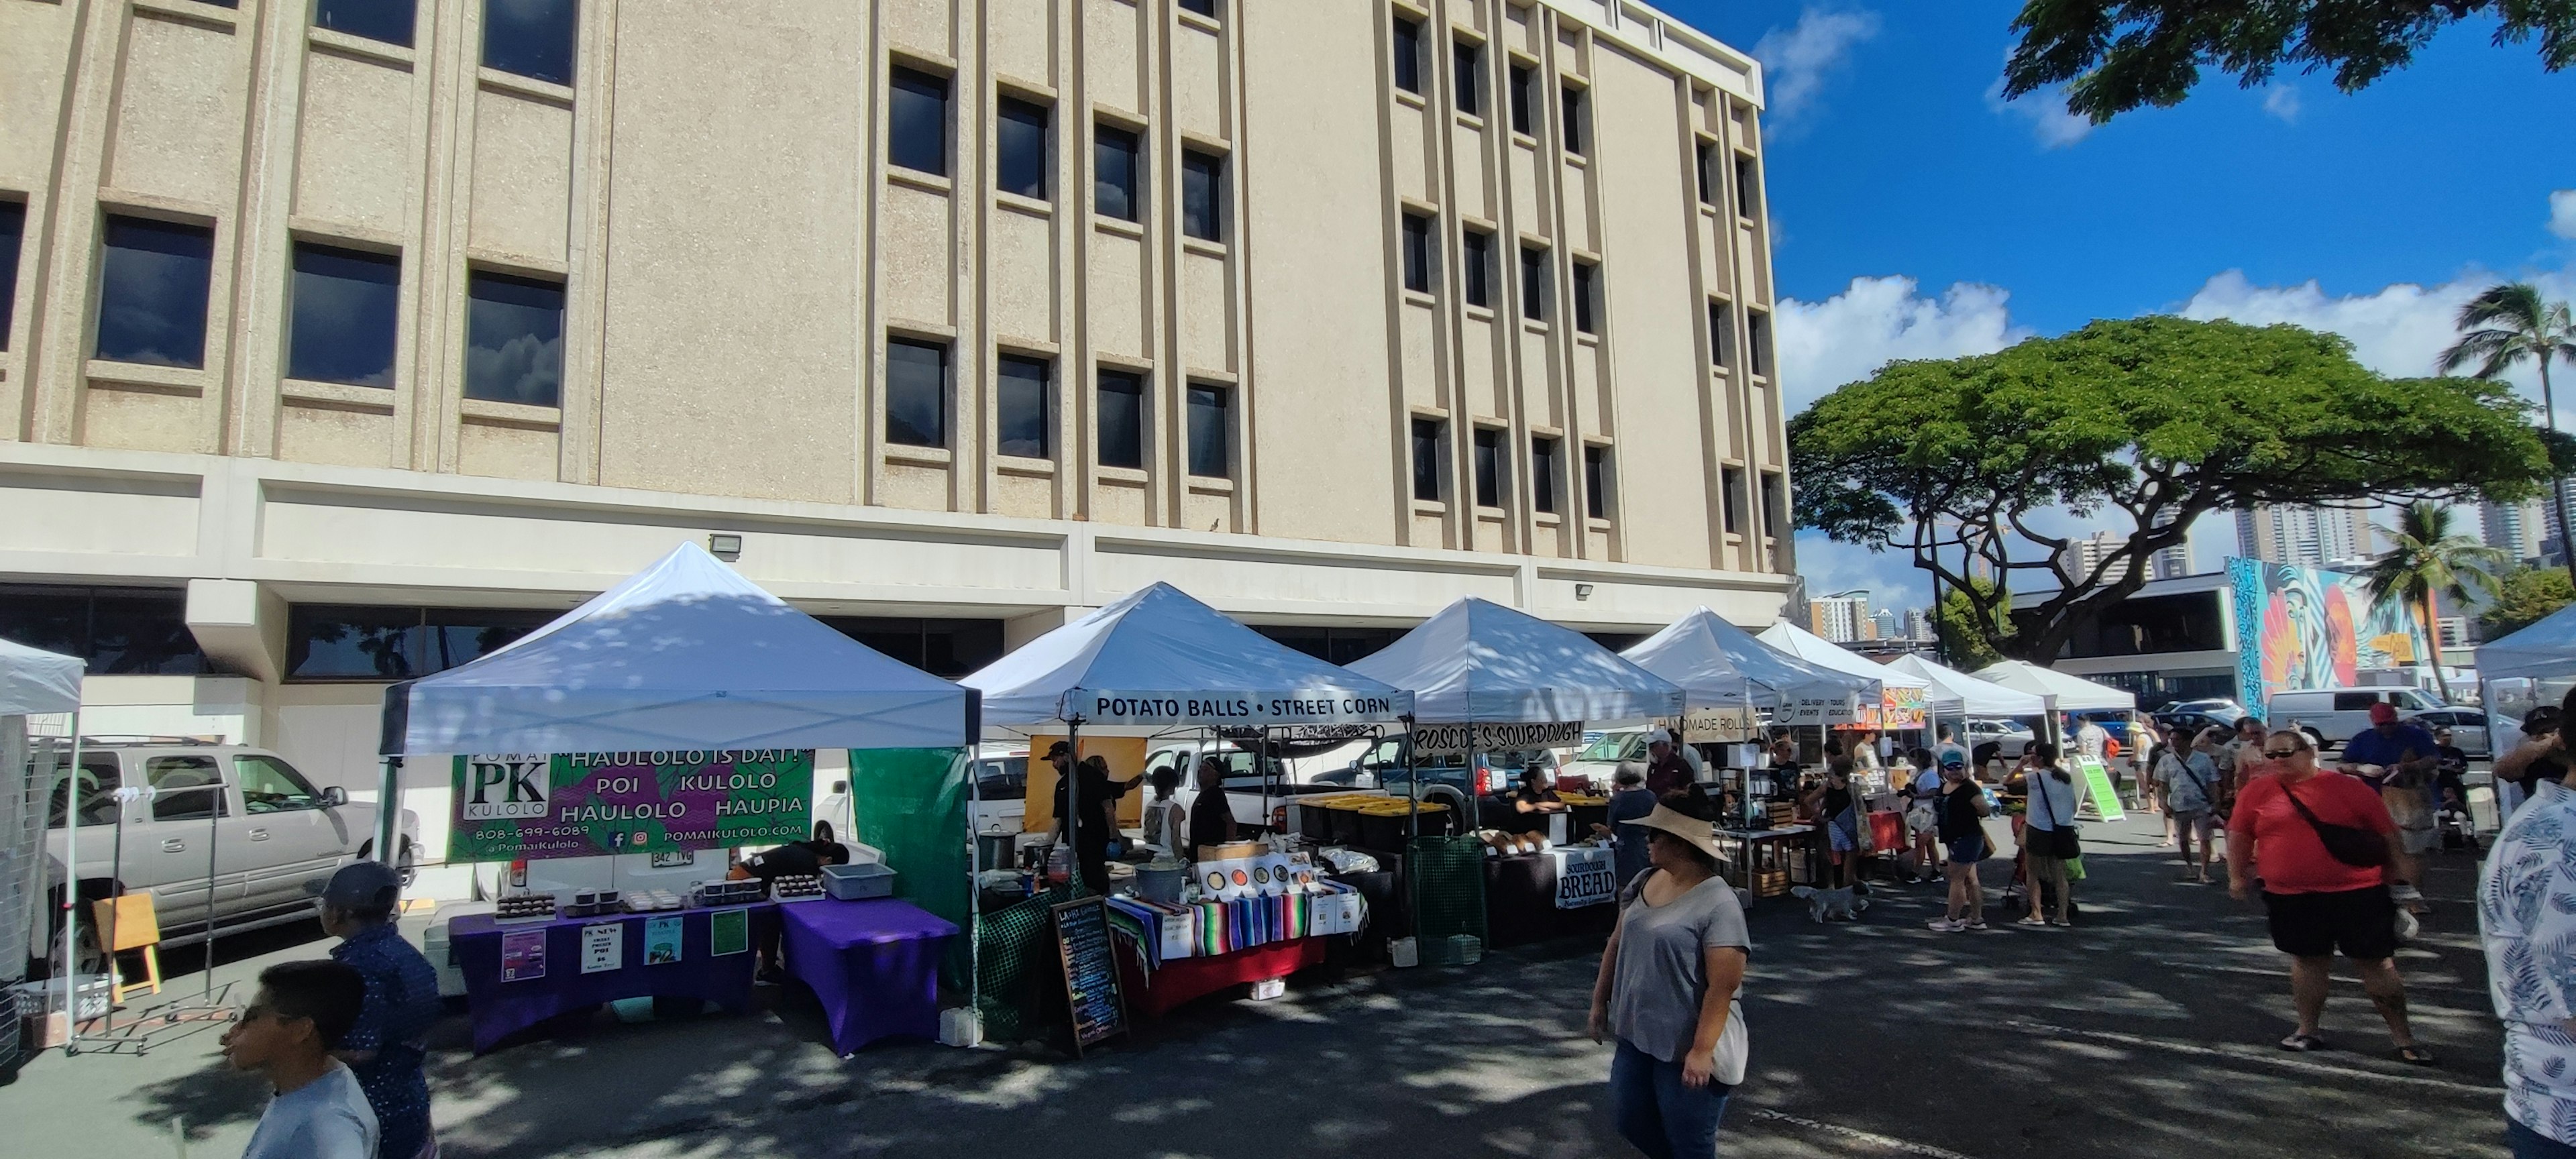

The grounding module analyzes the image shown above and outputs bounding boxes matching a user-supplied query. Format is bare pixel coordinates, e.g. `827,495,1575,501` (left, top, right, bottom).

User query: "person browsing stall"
2018,741,2081,928
1595,763,1659,889
2162,728,2228,885
319,861,441,1159
2477,689,2576,1157
221,960,378,1159
2341,703,2439,916
1589,791,1752,1157
1140,765,1187,856
1931,753,1994,932
1805,758,1864,890
1051,746,1143,892
2496,708,2570,818
1644,728,1695,795
1187,756,1238,854
1902,748,1945,884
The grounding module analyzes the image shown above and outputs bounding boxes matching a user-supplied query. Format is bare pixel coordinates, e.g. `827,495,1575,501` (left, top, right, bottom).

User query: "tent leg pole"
1066,722,1081,897
59,711,82,1052
374,757,401,885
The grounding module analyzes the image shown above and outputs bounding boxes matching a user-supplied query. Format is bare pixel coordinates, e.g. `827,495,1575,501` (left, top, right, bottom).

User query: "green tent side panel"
847,747,972,989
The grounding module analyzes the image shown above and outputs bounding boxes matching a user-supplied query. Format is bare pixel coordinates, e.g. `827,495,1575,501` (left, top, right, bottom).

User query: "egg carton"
492,893,559,924
770,873,826,901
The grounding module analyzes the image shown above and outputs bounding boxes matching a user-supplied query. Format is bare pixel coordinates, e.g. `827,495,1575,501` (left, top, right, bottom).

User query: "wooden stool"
92,894,163,1003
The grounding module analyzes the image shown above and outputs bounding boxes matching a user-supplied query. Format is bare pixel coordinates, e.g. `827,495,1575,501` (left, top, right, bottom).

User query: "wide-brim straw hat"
1621,804,1726,863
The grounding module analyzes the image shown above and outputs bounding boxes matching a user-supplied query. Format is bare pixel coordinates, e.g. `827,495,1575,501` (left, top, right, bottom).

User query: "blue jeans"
2512,1117,2576,1158
1610,1040,1733,1158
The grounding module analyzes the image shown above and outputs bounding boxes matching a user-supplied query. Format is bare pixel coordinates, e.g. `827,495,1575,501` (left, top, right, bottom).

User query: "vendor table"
1113,936,1326,1019
1482,853,1615,946
1717,826,1813,899
449,904,778,1053
780,897,958,1055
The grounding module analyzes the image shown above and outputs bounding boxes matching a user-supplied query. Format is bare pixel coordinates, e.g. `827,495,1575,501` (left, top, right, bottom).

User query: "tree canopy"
1788,317,2551,665
2482,566,2575,639
2004,1,2575,122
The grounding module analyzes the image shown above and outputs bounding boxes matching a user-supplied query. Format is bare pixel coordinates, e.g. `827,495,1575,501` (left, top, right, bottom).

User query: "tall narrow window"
1721,466,1748,533
1695,140,1718,207
1734,155,1760,219
1749,311,1772,377
1472,427,1502,509
890,67,950,176
1411,418,1445,502
1461,228,1492,309
0,201,23,351
465,270,564,406
885,337,948,448
95,216,213,368
1400,212,1433,294
1519,244,1547,321
1097,369,1145,470
997,355,1051,459
1095,124,1142,222
1509,62,1535,134
1181,150,1224,242
1709,300,1734,369
315,0,415,47
483,0,576,85
1530,436,1560,514
1761,472,1787,537
996,96,1049,200
1560,85,1586,155
1187,384,1230,478
1178,0,1217,16
1392,15,1422,94
287,241,401,388
1584,445,1611,520
1571,261,1599,335
1453,40,1483,117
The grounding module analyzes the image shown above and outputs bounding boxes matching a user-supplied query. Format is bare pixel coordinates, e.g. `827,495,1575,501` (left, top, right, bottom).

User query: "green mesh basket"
1407,835,1487,967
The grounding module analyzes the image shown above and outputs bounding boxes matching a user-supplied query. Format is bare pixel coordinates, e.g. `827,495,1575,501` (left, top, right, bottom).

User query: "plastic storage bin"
822,862,896,900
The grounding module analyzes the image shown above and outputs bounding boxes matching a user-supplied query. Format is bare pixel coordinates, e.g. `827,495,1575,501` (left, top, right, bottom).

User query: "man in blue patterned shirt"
2480,691,2576,1159
322,861,443,1159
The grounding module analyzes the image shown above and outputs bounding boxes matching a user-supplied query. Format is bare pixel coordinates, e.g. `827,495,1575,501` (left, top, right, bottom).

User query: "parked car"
1962,718,2035,760
2152,710,2242,742
2266,686,2455,749
2154,698,2247,719
969,742,1030,836
2407,708,2493,759
40,740,419,973
1142,738,1374,833
1560,728,1705,790
1334,734,1559,812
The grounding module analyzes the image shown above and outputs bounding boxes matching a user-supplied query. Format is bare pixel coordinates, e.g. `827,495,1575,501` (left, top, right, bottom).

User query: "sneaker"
1928,918,1966,932
1963,921,1990,931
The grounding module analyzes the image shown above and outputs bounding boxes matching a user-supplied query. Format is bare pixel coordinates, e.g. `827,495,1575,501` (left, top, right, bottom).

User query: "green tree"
2440,282,2576,586
2362,502,2504,704
2005,1,2576,123
1790,317,2551,666
1935,579,2010,671
2481,565,2576,639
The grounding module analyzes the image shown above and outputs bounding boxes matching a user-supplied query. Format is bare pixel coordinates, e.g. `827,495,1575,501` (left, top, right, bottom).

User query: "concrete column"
185,577,288,683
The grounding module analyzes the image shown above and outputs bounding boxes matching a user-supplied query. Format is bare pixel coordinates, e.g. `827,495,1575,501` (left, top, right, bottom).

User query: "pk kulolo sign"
449,750,814,863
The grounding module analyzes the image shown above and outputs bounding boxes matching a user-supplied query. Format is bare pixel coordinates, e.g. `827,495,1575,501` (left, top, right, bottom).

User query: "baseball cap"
1044,741,1072,758
1939,752,1966,770
2367,703,2398,725
321,860,400,912
1646,728,1673,746
2524,707,2563,736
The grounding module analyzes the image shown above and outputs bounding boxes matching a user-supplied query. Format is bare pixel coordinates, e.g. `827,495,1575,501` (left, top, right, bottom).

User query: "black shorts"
2261,885,2398,960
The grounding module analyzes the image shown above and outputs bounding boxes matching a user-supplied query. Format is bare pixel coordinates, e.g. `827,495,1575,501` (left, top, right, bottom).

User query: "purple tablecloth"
780,898,957,1054
449,904,777,1053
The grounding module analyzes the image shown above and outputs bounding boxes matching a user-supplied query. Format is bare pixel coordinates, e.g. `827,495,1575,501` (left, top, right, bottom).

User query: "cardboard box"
1197,841,1262,862
1307,885,1364,936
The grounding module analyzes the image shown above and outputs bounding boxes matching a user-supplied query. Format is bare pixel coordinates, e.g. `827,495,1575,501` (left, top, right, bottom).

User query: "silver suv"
42,740,419,964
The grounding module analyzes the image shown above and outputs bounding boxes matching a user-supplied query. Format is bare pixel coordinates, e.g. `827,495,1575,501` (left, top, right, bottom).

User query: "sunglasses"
2263,747,2302,757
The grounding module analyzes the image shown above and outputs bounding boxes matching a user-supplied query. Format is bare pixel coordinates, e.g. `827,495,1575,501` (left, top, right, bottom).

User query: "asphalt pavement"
1,810,2512,1158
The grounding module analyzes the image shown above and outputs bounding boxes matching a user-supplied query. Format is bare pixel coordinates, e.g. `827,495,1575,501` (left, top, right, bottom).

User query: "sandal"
2278,1034,2327,1052
2395,1045,2438,1066
2016,916,2049,926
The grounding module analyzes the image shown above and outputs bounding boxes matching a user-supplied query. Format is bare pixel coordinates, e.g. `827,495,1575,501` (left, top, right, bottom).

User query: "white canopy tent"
1883,654,2049,719
1349,597,1683,724
1621,607,1874,725
5,639,85,1060
1971,659,2137,713
0,637,83,718
1754,621,1929,701
2477,602,2576,681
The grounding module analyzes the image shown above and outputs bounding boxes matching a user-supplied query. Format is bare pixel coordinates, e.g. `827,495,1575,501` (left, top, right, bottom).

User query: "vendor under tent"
2475,601,2576,681
3,637,85,1064
378,541,977,1050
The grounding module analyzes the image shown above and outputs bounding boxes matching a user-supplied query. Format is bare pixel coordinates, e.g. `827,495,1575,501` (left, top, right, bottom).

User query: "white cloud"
1774,275,2033,412
2551,190,2576,241
2174,267,2576,394
1983,59,2094,150
1752,7,1882,131
2261,85,2302,124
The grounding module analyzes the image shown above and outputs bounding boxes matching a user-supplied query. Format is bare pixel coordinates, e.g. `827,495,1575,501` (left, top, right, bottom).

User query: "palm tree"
2364,502,2506,704
2440,282,2576,586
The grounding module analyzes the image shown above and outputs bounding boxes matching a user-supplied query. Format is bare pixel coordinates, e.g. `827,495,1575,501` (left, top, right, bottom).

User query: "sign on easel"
2073,757,2127,822
1051,898,1130,1057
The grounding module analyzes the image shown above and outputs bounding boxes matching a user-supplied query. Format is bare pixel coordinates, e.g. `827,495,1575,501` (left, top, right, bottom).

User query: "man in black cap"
319,861,442,1159
1050,742,1141,894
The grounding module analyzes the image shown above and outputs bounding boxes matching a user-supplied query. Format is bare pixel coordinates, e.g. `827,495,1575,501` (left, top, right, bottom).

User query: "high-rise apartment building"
1810,595,1868,643
2057,528,2188,581
0,1,1790,778
2236,504,2376,569
2484,498,2548,562
1902,606,1934,642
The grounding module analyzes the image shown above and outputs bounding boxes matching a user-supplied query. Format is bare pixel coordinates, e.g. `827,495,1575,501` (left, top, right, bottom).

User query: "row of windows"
1393,15,1590,158
190,0,580,86
885,339,1236,480
66,214,566,406
1399,211,1601,333
281,604,1008,680
1407,421,1609,521
890,68,1229,243
1707,299,1773,377
0,586,206,675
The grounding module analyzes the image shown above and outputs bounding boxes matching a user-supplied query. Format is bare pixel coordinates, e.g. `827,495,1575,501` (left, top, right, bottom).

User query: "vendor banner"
1674,708,1758,743
449,750,814,863
1880,686,1928,730
1065,689,1408,726
1409,720,1585,756
1776,689,1866,727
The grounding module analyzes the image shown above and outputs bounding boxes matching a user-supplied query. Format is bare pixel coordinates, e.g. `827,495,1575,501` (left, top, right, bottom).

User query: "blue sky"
1653,1,2576,613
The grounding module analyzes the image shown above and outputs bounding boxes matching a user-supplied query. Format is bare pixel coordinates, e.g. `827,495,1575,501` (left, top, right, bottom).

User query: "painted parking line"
1745,1107,1986,1159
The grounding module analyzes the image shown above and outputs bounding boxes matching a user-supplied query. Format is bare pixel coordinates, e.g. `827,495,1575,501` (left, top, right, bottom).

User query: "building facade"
1808,595,1866,643
2235,504,2375,571
0,1,1791,785
2483,498,2547,563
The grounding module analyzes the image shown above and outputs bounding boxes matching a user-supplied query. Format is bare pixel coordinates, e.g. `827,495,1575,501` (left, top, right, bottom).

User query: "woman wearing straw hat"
1589,790,1752,1157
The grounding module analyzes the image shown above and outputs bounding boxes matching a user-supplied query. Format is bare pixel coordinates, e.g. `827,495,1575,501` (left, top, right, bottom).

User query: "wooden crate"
1753,869,1790,898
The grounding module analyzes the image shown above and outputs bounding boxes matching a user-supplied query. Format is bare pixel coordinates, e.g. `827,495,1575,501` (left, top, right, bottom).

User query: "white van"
2265,686,2451,749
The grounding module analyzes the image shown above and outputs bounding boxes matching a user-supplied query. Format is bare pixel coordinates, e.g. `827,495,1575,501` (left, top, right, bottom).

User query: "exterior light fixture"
1575,583,1594,601
707,533,743,561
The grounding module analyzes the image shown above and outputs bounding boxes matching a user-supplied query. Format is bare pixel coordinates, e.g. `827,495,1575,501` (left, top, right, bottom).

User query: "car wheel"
2301,727,2327,751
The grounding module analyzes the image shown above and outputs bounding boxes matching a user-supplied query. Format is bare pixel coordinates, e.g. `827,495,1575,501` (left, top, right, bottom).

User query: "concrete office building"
0,1,1791,804
2236,504,2376,571
2483,498,2548,563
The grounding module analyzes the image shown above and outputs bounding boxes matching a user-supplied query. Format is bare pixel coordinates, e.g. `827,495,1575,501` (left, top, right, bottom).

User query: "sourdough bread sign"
1409,720,1585,756
1065,690,1406,726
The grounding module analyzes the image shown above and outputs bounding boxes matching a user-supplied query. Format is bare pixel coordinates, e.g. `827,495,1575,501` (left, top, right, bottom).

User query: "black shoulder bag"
2280,781,2390,868
2035,773,2081,859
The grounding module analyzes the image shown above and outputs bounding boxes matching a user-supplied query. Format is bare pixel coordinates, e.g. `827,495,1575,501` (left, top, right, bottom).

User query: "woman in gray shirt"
1589,790,1751,1157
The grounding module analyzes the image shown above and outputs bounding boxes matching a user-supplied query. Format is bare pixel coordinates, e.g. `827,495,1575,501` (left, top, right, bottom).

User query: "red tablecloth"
1113,937,1326,1019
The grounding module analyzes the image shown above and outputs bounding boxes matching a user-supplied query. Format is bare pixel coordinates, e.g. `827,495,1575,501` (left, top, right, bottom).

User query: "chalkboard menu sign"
1052,897,1129,1056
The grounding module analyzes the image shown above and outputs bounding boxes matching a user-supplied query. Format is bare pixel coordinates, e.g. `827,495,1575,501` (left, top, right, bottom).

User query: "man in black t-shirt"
732,824,850,981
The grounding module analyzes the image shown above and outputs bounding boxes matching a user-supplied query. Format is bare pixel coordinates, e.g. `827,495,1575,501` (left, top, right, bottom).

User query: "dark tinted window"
1722,466,1747,531
0,200,21,350
1734,154,1760,218
1255,625,1404,666
1748,311,1772,376
95,216,213,368
1392,15,1421,94
1453,41,1482,116
465,270,564,406
1531,437,1558,514
483,0,576,84
1560,85,1585,155
1761,472,1787,537
1584,445,1609,519
0,586,207,675
1709,300,1733,368
996,96,1049,199
1461,229,1491,308
49,757,123,829
816,616,1004,677
997,354,1050,459
1187,384,1229,479
890,68,949,176
885,338,948,448
286,604,549,679
1571,261,1598,335
1472,427,1501,508
1098,368,1144,470
1181,151,1223,241
315,0,415,46
149,755,227,821
1519,245,1546,320
1509,62,1534,133
2061,591,2228,658
1696,140,1717,207
1411,418,1444,502
1178,0,1217,15
1095,124,1142,222
1401,212,1432,294
288,241,400,387
2333,692,2378,712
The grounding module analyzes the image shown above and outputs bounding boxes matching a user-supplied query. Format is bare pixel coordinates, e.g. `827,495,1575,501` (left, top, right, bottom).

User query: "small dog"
1791,885,1868,924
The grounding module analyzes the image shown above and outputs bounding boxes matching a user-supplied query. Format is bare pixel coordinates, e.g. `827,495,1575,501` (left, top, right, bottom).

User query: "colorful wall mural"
2228,558,2426,718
